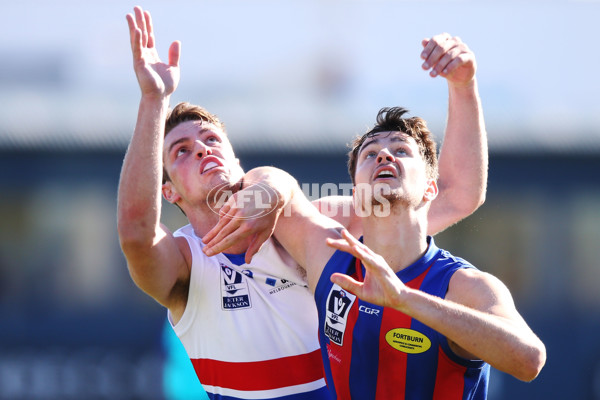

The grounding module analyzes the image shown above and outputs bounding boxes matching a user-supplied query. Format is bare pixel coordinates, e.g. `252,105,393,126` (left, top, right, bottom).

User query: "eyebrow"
359,134,408,154
166,127,220,154
167,137,189,155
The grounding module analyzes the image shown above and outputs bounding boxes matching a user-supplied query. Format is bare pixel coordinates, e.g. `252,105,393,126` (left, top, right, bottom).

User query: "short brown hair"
165,102,226,137
347,107,438,184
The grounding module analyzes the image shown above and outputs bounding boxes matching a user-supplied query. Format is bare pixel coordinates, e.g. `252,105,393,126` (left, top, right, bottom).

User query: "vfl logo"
220,265,252,310
324,284,357,346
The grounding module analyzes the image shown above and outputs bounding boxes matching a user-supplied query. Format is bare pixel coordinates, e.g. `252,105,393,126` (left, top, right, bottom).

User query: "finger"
338,230,384,268
439,54,467,77
220,201,232,215
203,212,229,244
144,10,155,49
205,215,240,249
203,201,234,242
134,7,148,48
421,38,430,54
169,40,181,67
245,231,270,264
421,32,451,70
443,51,475,77
126,14,142,59
430,37,463,75
326,234,367,261
330,273,363,296
326,237,355,255
206,225,250,256
340,228,361,245
431,45,462,77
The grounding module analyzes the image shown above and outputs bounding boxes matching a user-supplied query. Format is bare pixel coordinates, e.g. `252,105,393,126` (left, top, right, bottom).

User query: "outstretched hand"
126,6,180,97
327,230,408,310
420,33,476,87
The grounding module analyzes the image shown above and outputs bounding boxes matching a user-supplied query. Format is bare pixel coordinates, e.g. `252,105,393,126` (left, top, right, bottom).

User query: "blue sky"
1,0,598,152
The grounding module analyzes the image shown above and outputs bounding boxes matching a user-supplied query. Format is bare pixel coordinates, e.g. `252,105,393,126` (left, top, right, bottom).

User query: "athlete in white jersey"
171,225,328,399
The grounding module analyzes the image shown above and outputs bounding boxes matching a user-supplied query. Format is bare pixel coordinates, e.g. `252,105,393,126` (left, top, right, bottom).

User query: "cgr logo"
359,305,381,316
206,180,279,220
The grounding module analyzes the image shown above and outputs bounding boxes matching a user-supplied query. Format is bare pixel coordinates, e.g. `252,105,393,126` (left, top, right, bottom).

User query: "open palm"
126,7,180,97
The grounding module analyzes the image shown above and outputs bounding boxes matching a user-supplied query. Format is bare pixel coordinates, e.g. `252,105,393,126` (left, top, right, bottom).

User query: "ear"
351,186,358,209
162,181,181,204
423,179,438,202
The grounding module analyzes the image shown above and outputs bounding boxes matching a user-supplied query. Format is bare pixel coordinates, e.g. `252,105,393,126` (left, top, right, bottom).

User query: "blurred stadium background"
1,1,599,398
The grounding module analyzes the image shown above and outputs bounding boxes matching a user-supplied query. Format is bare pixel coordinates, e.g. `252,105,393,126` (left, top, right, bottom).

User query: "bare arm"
421,33,488,234
315,33,487,237
312,196,359,236
328,230,546,382
274,175,345,290
202,166,296,263
203,167,344,288
117,7,188,316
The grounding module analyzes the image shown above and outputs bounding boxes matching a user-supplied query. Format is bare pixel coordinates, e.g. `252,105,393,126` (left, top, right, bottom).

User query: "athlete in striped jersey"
271,105,547,399
119,7,490,400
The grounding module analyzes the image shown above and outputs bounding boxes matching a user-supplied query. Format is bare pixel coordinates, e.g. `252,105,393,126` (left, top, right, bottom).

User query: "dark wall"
1,149,599,399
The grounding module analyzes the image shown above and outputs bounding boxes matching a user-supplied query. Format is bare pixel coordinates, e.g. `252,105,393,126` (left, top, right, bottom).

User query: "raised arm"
420,33,488,234
117,7,188,316
328,230,546,382
315,33,487,237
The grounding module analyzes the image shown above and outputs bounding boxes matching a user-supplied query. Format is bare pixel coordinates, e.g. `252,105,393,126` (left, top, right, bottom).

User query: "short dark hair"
347,107,438,184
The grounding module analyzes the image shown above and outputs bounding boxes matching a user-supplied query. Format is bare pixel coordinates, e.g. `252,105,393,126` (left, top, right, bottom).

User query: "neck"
186,203,252,255
361,205,429,273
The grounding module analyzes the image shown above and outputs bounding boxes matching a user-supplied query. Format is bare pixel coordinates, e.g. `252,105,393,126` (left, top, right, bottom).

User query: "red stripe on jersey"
375,265,431,400
191,349,324,391
326,268,361,399
432,346,466,400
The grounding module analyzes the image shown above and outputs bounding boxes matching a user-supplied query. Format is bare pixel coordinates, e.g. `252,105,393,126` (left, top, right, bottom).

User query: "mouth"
373,166,397,180
200,157,224,174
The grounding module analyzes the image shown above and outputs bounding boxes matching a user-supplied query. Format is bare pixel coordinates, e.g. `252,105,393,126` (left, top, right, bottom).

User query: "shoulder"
172,224,194,268
447,267,514,312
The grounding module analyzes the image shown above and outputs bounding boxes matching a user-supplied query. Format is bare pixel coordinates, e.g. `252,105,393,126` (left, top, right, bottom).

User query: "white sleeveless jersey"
169,224,329,400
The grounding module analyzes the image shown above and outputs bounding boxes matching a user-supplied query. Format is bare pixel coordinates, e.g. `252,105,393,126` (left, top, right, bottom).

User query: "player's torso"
171,225,329,400
314,238,489,400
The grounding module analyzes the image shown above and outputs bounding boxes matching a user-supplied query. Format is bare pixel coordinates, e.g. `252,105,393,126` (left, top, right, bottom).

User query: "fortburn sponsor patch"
385,328,431,354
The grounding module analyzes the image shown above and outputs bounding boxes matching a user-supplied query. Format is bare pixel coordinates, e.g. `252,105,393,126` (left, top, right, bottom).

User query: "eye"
206,136,220,144
364,151,377,159
395,147,408,156
176,147,188,157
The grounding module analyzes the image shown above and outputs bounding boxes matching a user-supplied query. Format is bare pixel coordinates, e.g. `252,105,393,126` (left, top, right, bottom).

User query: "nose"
194,140,213,159
376,148,394,164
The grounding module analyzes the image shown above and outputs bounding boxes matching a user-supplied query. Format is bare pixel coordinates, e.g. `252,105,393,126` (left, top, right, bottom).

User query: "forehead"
165,120,226,145
358,131,416,153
